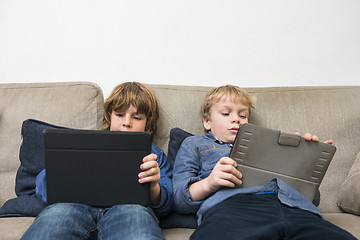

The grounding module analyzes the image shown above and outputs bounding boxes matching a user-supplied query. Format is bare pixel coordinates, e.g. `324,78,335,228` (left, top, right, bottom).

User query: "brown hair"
201,85,255,122
102,82,159,134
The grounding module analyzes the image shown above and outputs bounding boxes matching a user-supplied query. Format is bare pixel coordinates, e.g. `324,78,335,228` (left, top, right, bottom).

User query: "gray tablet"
230,123,336,201
44,128,151,207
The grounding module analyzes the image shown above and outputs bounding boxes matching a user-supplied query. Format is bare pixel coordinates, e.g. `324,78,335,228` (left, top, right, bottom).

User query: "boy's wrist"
189,178,214,201
202,177,214,194
150,182,161,206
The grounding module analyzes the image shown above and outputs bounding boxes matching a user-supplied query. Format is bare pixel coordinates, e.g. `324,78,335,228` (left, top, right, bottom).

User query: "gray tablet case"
230,123,336,201
44,128,151,207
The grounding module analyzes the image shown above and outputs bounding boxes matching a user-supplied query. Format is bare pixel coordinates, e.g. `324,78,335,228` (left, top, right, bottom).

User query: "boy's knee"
109,205,157,222
39,203,86,218
110,204,148,215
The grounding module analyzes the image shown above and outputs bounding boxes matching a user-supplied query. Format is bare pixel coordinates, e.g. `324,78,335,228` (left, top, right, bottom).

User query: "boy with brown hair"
22,82,173,240
173,84,356,239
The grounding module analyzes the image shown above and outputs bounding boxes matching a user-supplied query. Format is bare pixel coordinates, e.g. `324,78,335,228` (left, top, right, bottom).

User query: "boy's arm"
35,169,47,203
172,139,241,213
188,157,242,201
139,145,173,217
139,153,161,205
154,149,174,217
172,139,204,214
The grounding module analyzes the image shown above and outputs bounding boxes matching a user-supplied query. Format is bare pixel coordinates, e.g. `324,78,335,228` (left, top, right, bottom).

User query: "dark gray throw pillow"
159,127,198,229
167,127,193,169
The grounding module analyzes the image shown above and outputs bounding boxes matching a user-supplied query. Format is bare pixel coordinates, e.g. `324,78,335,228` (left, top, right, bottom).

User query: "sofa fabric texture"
0,82,359,239
337,152,360,215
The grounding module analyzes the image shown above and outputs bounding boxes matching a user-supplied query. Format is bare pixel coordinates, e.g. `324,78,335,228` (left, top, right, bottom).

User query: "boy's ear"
203,119,211,131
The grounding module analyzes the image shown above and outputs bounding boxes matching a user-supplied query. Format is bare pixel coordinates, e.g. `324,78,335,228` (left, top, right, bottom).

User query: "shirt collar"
205,131,234,148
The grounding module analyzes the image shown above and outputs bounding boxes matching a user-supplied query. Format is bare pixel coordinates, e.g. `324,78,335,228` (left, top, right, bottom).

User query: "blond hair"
201,85,255,122
102,82,159,134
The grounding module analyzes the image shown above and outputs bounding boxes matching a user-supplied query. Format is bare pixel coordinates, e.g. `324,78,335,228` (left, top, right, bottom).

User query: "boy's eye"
222,112,230,116
116,113,124,117
133,114,145,121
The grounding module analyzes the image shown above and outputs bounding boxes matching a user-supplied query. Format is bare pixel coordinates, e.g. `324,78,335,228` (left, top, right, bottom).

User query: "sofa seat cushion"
322,213,360,239
0,217,35,239
337,152,360,216
162,228,195,240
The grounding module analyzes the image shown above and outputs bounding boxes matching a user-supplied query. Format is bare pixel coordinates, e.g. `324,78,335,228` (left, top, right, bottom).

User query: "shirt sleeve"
35,169,47,203
150,145,174,217
172,138,203,214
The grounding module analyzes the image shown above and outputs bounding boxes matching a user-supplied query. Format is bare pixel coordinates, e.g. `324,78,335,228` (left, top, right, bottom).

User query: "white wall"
1,0,359,97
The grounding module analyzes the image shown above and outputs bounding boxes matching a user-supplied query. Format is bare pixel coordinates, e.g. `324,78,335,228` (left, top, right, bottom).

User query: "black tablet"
44,128,151,207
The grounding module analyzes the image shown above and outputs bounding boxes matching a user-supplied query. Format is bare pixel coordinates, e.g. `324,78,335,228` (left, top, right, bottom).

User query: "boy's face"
110,105,147,132
203,95,249,143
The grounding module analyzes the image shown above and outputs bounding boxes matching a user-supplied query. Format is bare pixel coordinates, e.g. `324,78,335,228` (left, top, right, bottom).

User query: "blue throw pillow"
167,127,193,169
159,211,198,229
0,119,66,217
159,127,198,229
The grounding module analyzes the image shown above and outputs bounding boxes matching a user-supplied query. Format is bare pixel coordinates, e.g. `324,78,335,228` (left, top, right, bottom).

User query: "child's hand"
303,133,334,144
188,157,242,201
138,153,161,206
205,157,242,192
138,153,160,186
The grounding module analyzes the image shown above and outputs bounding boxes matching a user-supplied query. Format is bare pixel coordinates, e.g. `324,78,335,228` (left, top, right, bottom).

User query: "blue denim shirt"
172,132,320,224
36,144,173,217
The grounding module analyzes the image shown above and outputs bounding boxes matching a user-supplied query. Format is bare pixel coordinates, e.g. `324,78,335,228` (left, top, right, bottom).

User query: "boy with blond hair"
173,85,355,239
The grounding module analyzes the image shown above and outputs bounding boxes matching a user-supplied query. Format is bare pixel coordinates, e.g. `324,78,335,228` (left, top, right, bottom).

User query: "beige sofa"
0,82,359,239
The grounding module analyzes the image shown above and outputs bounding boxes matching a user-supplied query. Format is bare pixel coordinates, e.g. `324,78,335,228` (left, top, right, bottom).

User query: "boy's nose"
232,115,241,124
123,115,131,127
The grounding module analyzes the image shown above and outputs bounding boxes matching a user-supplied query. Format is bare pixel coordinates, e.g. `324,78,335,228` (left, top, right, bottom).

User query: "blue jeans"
191,194,357,240
21,203,164,240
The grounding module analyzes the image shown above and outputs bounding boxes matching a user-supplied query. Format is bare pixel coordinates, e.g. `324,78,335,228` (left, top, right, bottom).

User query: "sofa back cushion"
0,82,104,207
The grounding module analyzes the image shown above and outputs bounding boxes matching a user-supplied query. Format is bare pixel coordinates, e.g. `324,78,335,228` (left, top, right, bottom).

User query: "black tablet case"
230,123,336,201
44,129,151,207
